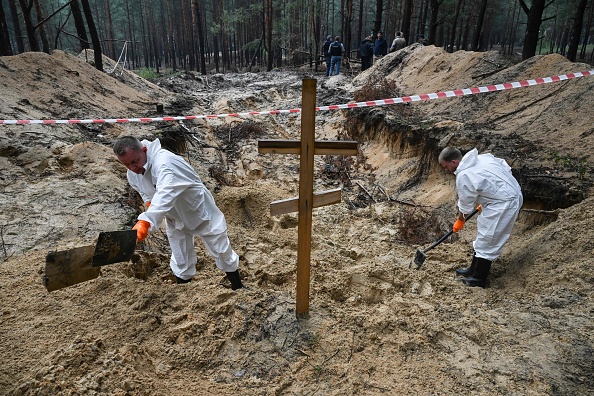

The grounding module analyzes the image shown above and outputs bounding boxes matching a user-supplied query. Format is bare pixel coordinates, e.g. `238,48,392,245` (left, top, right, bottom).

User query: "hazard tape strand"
1,70,592,125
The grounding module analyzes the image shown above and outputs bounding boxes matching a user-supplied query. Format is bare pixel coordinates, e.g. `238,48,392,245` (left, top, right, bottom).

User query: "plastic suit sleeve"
138,164,190,230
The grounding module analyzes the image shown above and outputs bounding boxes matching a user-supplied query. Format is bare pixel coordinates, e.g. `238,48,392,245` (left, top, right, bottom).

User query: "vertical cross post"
258,79,358,319
296,79,316,318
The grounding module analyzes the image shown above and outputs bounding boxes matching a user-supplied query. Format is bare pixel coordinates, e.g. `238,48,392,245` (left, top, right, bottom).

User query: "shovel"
43,230,137,291
92,230,137,267
410,208,479,270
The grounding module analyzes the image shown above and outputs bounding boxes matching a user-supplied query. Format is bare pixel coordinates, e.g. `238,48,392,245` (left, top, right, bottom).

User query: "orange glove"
133,220,151,242
453,219,465,233
145,201,151,209
477,204,482,212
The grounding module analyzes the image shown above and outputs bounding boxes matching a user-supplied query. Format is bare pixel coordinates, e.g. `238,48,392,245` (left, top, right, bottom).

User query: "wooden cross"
258,79,358,318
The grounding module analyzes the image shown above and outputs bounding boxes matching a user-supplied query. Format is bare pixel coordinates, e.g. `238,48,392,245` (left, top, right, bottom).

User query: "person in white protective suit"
438,147,523,287
113,136,244,289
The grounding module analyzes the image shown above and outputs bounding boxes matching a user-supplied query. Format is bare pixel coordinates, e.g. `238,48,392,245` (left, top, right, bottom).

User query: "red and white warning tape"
1,70,592,125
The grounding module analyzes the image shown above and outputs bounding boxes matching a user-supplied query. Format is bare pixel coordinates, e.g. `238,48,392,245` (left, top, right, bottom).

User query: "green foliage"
133,68,159,80
243,39,262,52
549,150,590,178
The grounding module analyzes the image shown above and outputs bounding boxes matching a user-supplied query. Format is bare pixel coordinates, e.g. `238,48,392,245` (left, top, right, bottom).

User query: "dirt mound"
357,45,594,165
0,50,166,122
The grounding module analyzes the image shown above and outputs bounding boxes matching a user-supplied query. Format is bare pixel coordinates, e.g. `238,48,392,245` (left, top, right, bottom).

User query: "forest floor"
0,46,593,395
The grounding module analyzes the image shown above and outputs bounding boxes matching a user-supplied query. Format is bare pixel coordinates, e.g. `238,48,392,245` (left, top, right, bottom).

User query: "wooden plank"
258,140,358,156
270,188,342,216
296,79,316,319
43,245,100,292
314,141,358,156
258,140,300,154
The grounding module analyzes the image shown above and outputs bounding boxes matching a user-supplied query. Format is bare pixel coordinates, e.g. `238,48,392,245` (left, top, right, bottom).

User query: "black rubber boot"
462,258,492,287
226,270,244,290
455,254,477,276
175,276,191,284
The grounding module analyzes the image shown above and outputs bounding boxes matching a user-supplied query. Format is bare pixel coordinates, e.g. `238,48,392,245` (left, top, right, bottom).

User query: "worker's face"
117,146,147,174
440,159,459,174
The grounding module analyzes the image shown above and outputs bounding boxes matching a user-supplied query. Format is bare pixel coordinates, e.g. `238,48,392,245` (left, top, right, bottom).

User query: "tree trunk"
0,3,13,55
192,0,206,74
344,0,353,57
567,0,588,61
373,0,383,37
461,6,472,51
166,0,176,71
427,0,442,45
8,0,24,53
18,0,40,51
519,0,547,60
138,0,149,68
418,0,429,42
471,0,488,51
149,0,159,72
80,0,103,71
401,0,413,45
357,0,364,51
71,0,89,51
103,0,116,60
123,0,137,68
33,0,49,53
448,0,463,52
579,0,593,59
266,0,272,71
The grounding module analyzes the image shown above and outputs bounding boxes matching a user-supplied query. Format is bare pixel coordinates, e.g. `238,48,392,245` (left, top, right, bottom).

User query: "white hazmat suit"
127,139,239,280
454,148,523,260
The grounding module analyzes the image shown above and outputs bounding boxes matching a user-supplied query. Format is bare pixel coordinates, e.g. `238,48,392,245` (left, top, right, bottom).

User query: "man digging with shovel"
439,147,523,287
113,136,244,289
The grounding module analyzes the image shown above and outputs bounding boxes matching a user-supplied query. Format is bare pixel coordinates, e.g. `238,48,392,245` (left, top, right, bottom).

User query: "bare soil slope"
0,49,592,396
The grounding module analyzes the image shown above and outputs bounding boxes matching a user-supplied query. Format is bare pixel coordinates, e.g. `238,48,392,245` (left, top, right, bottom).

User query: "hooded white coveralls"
454,148,523,261
127,139,239,280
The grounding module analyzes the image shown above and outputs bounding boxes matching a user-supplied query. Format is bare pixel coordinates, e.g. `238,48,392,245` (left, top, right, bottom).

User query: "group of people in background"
324,30,428,74
323,35,346,76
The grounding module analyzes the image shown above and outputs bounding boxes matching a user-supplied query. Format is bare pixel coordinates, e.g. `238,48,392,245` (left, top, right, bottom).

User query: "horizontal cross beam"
258,140,358,156
270,188,342,216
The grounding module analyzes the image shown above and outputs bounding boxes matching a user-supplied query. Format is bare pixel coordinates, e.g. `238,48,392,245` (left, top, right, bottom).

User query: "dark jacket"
359,39,373,58
323,39,332,57
328,41,344,56
374,38,388,56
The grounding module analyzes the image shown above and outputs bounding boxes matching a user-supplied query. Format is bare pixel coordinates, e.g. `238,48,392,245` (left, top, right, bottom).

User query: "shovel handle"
422,207,480,254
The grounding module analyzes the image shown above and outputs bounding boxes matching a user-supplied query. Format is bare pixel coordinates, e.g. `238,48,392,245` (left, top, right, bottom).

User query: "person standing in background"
359,36,373,71
390,32,406,52
322,35,333,76
373,31,388,64
328,36,345,76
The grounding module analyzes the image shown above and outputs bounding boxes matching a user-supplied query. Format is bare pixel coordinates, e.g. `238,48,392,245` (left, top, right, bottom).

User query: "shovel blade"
92,230,137,267
410,249,427,270
43,245,100,291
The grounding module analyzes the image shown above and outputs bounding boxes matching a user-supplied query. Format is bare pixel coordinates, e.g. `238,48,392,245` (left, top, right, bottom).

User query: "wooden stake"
296,79,316,318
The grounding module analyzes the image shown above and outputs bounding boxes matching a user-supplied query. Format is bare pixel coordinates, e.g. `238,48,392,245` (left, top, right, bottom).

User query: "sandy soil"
0,47,593,395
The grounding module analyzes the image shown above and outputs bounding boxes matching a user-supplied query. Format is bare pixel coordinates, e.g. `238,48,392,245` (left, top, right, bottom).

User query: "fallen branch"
377,185,391,201
521,208,560,215
356,181,377,203
0,225,8,261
